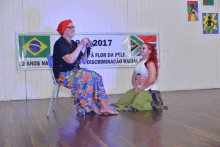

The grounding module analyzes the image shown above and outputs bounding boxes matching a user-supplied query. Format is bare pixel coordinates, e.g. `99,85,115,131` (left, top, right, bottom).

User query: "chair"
47,55,60,118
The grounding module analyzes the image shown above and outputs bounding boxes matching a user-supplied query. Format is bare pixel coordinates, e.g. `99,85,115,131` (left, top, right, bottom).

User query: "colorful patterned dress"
56,68,108,113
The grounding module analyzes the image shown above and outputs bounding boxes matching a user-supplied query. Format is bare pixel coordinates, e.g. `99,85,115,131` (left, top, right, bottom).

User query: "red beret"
57,19,72,35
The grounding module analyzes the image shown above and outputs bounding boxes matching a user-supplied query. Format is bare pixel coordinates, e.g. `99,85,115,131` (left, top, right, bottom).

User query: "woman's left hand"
138,88,143,95
86,41,90,48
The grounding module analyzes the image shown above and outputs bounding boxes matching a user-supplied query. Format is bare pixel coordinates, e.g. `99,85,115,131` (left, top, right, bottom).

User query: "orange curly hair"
143,42,159,77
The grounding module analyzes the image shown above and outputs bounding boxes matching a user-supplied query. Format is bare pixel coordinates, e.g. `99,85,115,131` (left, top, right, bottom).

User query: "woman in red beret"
53,20,118,115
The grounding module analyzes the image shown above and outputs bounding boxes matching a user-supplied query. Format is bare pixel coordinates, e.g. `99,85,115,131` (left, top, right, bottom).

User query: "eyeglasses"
66,26,75,29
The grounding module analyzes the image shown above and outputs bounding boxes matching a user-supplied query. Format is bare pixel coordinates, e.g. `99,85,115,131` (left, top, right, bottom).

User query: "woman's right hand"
80,37,89,46
135,88,139,96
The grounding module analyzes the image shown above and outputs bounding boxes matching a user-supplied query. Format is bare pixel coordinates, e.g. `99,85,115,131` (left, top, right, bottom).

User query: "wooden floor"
0,89,220,147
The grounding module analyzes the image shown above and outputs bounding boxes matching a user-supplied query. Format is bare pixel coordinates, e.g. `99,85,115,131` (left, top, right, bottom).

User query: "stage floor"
0,89,220,147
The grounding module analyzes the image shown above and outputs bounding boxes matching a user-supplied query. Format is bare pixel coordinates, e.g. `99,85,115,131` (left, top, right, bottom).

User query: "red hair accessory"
57,19,72,35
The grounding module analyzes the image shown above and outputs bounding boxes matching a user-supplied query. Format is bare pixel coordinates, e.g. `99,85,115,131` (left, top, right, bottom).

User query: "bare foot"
93,101,101,114
93,109,101,114
99,100,118,115
100,108,118,115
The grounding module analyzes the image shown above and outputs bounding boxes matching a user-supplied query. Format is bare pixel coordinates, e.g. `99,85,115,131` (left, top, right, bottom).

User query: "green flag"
19,36,50,58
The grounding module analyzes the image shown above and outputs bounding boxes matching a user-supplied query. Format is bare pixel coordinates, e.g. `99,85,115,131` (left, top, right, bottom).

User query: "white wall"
0,0,219,101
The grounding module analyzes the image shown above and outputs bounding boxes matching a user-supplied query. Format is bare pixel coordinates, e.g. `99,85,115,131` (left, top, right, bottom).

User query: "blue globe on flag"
29,40,41,53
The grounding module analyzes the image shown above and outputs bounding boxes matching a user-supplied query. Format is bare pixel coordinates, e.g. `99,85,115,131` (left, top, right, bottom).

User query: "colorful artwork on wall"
203,0,214,6
187,1,199,21
202,13,219,34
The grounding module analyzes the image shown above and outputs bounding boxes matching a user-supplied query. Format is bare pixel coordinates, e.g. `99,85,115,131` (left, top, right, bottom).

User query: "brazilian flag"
19,36,50,58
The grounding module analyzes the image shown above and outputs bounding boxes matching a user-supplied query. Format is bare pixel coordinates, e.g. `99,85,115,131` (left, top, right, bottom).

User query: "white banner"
16,33,159,70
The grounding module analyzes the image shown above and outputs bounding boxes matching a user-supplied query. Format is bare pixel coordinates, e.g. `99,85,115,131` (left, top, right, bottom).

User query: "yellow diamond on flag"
22,37,48,56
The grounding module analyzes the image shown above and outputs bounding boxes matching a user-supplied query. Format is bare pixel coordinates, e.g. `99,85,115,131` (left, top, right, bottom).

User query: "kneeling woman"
53,20,117,115
116,42,158,111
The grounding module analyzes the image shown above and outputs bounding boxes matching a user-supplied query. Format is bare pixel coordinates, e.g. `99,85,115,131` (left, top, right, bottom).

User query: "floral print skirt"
56,68,108,113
